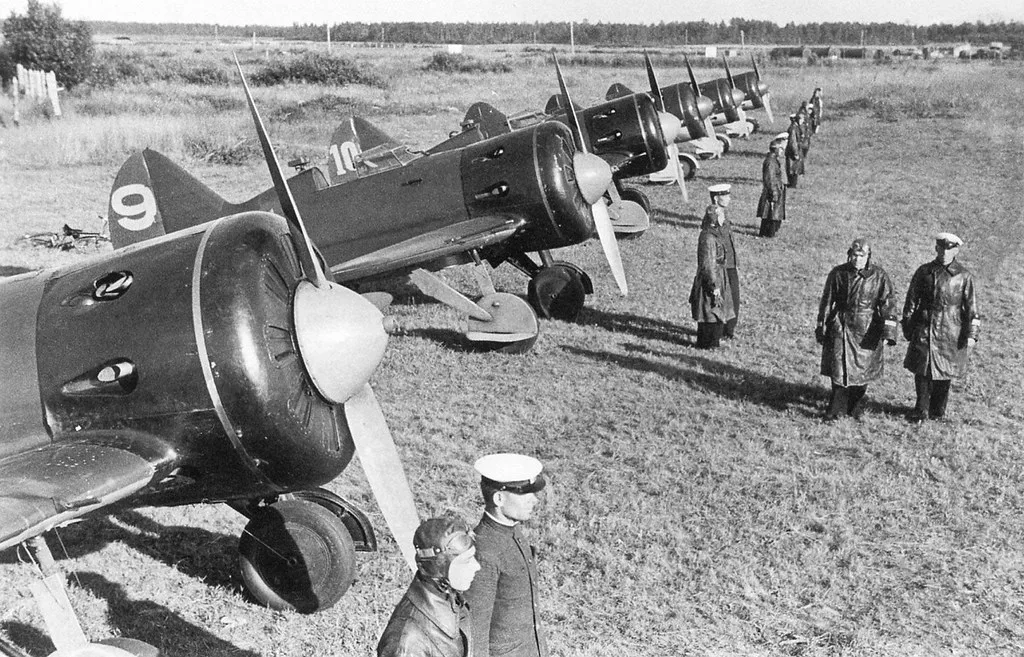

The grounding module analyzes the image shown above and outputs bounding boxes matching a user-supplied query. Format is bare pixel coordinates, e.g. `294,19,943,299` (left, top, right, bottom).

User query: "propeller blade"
552,51,587,154
751,54,761,81
723,55,736,89
644,50,665,111
347,384,419,571
234,55,327,288
591,199,628,296
762,93,775,124
684,54,701,96
669,143,689,203
408,268,493,321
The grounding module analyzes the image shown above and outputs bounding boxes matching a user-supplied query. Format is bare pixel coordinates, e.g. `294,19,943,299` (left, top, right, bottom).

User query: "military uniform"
902,233,980,420
757,137,787,237
810,89,823,134
689,190,737,349
785,116,803,187
816,239,898,419
378,576,473,657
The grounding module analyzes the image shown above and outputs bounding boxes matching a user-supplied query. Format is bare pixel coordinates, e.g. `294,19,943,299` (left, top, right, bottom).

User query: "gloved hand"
814,326,826,345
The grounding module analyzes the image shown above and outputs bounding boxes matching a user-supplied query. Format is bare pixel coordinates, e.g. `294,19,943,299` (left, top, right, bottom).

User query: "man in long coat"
689,184,736,349
757,135,787,237
785,114,803,188
810,87,824,134
902,232,980,422
816,238,898,420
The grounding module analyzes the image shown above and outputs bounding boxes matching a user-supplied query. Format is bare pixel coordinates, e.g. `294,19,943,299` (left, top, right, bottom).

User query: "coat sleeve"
696,230,719,297
901,267,925,341
465,558,499,657
961,272,981,342
816,269,837,332
877,269,899,343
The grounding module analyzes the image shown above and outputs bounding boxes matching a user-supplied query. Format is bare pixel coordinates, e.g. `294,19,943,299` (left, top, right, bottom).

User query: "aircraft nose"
573,151,613,205
696,96,714,119
292,280,389,405
657,111,681,144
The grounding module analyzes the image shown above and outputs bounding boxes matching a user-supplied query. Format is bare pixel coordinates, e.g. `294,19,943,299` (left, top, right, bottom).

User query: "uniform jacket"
378,575,473,657
465,515,547,657
902,258,980,379
810,95,823,129
689,208,737,324
817,261,898,386
786,122,804,175
756,152,786,222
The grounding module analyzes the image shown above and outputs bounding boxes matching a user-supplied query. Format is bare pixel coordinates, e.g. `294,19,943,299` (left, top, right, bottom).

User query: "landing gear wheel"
618,187,651,216
677,155,697,181
715,133,732,154
748,119,760,134
528,263,591,322
465,292,539,354
239,499,356,613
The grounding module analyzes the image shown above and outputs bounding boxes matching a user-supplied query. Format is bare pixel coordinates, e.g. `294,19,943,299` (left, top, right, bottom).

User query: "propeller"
751,55,774,124
722,55,746,111
644,50,688,203
235,56,419,570
552,51,627,296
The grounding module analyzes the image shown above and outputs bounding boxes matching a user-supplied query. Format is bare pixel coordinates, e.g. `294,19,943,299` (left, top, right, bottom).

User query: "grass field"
1,42,1023,657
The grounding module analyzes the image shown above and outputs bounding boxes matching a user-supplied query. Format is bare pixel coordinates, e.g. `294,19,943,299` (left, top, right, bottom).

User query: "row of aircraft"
0,52,772,656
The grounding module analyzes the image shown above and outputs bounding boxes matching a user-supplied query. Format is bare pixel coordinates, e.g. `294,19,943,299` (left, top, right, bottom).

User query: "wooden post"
327,24,331,53
10,77,19,126
45,71,61,118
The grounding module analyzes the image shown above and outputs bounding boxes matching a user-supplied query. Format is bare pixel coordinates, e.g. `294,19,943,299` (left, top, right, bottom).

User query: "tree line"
81,18,1024,49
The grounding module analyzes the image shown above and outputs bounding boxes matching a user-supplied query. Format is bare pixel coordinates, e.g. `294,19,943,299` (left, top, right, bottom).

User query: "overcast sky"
1,0,1021,27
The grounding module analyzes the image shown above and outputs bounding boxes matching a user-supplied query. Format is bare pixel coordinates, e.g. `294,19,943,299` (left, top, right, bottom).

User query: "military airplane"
604,51,724,185
110,67,624,332
435,52,684,238
693,55,774,144
0,59,419,652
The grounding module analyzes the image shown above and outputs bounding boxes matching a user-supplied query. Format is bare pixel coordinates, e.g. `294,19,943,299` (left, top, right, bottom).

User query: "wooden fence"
3,64,62,126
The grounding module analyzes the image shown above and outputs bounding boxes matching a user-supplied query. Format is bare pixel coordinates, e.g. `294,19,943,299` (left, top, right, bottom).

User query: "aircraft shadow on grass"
651,210,704,230
576,307,696,345
81,572,261,657
563,343,824,416
0,511,239,590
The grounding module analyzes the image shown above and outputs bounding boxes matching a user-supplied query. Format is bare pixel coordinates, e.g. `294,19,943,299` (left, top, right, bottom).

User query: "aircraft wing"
0,434,177,551
331,214,526,281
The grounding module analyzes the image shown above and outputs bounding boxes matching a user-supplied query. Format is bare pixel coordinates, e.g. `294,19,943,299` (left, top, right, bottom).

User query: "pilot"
785,114,803,188
815,238,898,420
757,135,788,238
902,232,980,422
378,515,481,657
797,103,812,161
689,184,737,349
465,453,548,657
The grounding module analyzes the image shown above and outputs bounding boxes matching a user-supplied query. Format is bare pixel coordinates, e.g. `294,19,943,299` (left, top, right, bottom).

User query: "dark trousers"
724,268,739,338
914,375,952,418
787,173,798,188
759,218,781,237
828,384,867,418
696,322,724,349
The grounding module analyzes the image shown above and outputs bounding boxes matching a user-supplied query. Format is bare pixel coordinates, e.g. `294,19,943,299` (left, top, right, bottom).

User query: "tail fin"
461,102,512,138
605,82,635,101
543,94,584,116
327,115,411,184
107,149,234,249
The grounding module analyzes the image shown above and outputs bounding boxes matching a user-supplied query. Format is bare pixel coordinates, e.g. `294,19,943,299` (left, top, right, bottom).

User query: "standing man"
465,453,547,657
810,87,824,134
378,516,481,657
797,105,812,162
689,184,736,349
757,135,787,237
815,238,899,420
785,114,803,188
902,232,980,422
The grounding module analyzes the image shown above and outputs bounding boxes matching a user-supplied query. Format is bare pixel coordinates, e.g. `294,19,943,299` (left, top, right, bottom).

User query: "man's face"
716,194,731,209
447,547,481,592
936,243,959,265
848,251,869,269
496,490,540,523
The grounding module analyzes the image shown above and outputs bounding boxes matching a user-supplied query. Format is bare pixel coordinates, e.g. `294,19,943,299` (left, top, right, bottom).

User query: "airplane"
692,55,775,145
0,59,419,657
109,66,625,332
433,52,685,238
604,51,724,184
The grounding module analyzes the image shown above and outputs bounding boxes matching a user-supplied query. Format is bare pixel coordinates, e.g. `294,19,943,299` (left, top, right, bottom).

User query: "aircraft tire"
677,155,697,181
528,264,588,322
618,187,652,216
239,499,356,613
715,134,732,154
